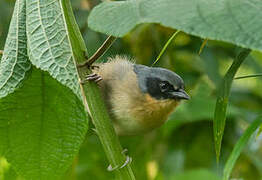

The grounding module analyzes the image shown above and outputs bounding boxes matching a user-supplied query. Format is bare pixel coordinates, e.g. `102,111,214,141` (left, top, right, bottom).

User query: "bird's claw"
107,149,132,171
90,65,99,70
81,73,102,84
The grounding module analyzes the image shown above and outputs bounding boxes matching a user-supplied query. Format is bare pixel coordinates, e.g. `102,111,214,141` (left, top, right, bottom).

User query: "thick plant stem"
78,67,135,180
62,0,136,179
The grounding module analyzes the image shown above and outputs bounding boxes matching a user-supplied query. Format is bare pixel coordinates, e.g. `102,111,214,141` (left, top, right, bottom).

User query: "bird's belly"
112,105,175,136
113,116,146,136
113,99,179,135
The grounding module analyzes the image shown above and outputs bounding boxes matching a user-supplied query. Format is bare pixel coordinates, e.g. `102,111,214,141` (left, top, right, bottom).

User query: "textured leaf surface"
88,0,262,51
213,49,250,161
223,116,262,180
0,68,88,179
26,0,81,99
0,0,31,98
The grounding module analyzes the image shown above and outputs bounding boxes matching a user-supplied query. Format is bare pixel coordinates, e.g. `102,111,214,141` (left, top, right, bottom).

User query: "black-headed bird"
86,56,190,135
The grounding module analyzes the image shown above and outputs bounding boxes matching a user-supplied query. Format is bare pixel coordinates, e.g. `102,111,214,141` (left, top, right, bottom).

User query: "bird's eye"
159,81,171,92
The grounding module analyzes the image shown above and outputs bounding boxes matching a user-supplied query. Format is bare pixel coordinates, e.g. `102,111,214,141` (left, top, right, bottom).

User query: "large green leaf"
0,67,88,179
26,0,81,99
88,0,262,51
223,116,262,180
214,49,250,161
0,0,31,98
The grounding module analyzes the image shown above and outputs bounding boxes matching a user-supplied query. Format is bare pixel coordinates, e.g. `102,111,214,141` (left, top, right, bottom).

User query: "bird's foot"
90,65,99,70
81,73,102,84
107,149,132,171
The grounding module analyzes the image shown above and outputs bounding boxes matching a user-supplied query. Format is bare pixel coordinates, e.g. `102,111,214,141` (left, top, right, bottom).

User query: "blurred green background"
1,0,262,179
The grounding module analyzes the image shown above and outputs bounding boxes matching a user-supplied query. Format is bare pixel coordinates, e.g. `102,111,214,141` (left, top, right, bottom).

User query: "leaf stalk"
78,35,116,68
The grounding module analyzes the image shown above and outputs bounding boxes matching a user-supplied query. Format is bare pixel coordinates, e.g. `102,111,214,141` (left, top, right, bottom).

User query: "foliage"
1,0,134,179
0,0,89,179
0,0,262,179
0,0,30,98
88,0,262,51
223,116,262,180
0,67,88,179
214,49,250,161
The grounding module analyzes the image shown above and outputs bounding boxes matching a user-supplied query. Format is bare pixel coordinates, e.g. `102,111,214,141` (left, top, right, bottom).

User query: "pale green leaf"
0,68,88,180
26,0,81,99
0,0,31,98
223,116,262,180
88,0,262,51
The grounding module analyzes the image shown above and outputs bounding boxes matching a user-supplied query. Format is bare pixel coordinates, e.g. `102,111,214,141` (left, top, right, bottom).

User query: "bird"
86,56,190,135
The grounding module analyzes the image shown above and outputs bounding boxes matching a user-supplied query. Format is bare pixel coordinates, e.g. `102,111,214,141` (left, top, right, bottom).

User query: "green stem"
198,38,208,55
152,30,180,66
234,73,262,80
78,36,117,67
62,0,135,179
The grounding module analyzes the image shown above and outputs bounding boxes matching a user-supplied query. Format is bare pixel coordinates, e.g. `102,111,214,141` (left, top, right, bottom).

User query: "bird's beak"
170,89,190,100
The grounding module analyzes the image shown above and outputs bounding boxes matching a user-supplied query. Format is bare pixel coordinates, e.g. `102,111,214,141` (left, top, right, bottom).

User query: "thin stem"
78,35,116,67
198,38,208,55
152,30,180,66
234,73,262,80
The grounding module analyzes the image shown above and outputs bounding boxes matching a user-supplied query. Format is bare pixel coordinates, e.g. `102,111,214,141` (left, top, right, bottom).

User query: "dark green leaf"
0,68,88,179
214,49,250,161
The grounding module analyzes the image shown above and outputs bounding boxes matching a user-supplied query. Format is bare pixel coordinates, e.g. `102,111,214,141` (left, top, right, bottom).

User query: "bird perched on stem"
86,56,189,135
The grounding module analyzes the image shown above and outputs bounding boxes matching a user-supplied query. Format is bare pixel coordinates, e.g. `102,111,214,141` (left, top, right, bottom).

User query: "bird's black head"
133,64,190,101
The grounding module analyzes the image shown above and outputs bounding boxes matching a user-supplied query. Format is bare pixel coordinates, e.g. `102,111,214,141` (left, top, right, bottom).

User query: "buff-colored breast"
94,57,179,135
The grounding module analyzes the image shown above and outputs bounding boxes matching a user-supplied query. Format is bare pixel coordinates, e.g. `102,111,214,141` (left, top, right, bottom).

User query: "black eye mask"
133,64,188,100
